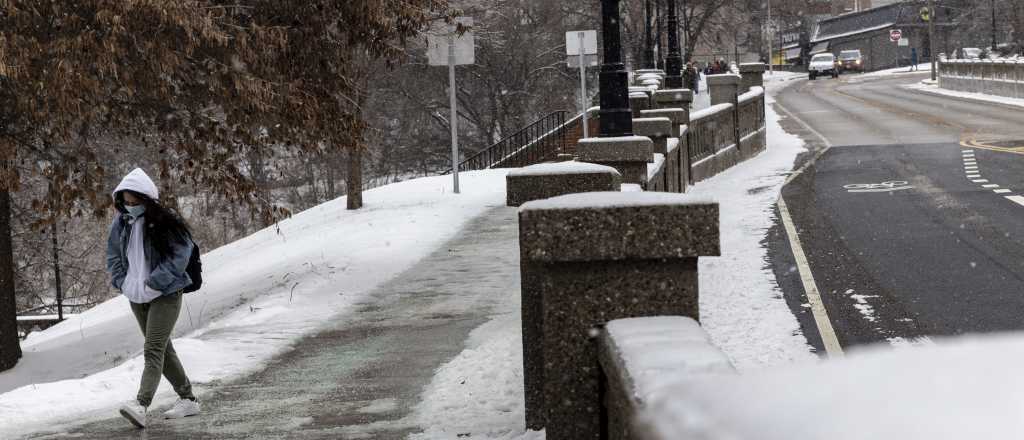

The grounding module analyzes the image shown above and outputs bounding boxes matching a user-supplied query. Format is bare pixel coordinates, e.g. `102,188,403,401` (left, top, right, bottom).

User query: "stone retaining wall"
939,59,1024,99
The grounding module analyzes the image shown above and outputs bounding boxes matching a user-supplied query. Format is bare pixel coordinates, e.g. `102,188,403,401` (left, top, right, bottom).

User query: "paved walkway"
29,206,521,440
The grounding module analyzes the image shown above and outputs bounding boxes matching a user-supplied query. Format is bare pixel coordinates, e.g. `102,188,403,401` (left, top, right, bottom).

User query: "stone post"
576,136,654,185
739,62,768,91
708,73,741,153
639,108,687,138
506,162,622,207
519,192,720,439
708,73,741,106
653,88,694,110
632,117,672,156
629,92,651,118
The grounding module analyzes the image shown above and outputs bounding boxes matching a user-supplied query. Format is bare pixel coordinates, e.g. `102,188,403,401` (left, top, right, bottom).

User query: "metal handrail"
443,110,570,174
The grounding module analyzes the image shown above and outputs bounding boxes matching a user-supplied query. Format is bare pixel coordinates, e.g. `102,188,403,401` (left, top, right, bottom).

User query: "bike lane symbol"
843,181,914,193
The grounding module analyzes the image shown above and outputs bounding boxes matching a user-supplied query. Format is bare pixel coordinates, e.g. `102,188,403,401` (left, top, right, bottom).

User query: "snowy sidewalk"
27,207,521,440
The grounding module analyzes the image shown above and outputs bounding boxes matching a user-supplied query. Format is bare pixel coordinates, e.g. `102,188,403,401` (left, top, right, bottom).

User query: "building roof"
812,3,910,43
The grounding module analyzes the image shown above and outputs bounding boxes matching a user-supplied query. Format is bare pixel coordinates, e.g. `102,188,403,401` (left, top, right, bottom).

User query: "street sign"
899,38,910,47
427,17,475,194
427,17,475,66
566,30,598,139
920,6,931,22
565,30,598,56
890,29,902,42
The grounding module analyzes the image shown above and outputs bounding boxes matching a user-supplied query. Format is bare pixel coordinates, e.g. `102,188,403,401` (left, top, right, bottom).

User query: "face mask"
125,204,146,218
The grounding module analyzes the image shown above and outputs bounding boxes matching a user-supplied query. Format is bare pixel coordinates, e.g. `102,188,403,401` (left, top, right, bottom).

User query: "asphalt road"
773,72,1024,352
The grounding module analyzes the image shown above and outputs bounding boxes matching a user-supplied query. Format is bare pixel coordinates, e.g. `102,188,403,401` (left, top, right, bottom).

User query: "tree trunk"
346,148,363,210
51,221,63,321
0,189,22,372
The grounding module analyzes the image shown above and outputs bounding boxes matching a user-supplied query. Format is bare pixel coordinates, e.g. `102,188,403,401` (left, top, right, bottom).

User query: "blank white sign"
566,30,598,56
427,17,475,66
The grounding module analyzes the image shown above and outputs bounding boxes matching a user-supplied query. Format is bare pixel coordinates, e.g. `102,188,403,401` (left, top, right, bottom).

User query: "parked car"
838,50,865,73
808,53,839,80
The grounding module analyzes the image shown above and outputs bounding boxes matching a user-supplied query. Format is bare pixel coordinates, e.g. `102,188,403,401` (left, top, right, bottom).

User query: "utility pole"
991,0,998,51
666,0,683,87
929,0,936,81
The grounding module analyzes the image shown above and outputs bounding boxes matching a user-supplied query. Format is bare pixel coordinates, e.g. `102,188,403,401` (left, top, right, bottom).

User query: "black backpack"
183,241,203,293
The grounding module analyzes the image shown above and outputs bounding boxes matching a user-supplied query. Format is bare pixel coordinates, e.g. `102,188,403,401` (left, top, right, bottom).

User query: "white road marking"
779,197,844,358
1007,196,1024,206
963,160,977,164
983,184,1000,188
967,175,981,179
774,100,843,358
962,149,974,153
973,179,989,183
964,166,978,170
995,189,1013,194
963,153,975,157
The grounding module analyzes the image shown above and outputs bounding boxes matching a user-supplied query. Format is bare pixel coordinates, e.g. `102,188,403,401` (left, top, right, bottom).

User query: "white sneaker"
119,400,148,428
163,398,201,419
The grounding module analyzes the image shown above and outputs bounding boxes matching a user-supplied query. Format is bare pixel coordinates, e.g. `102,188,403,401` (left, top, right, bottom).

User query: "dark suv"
838,50,865,73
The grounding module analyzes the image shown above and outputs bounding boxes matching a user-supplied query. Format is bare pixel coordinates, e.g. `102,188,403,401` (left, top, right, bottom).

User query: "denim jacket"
106,214,194,296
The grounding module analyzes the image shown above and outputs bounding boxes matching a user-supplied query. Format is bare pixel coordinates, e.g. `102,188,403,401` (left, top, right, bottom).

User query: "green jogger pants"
130,292,195,407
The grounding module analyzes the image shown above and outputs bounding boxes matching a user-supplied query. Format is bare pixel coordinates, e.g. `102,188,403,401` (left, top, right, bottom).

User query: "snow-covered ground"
0,170,509,439
907,80,1024,108
407,71,814,439
858,63,932,78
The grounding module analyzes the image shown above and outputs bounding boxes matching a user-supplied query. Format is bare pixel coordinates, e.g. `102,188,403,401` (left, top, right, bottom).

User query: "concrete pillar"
506,162,622,207
519,192,720,439
629,92,651,118
707,73,741,106
653,88,694,110
576,136,653,185
639,108,687,138
632,117,672,156
739,62,767,91
708,73,741,153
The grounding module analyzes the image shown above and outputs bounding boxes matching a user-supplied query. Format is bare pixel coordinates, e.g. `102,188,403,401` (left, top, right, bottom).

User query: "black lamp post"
599,0,633,137
665,0,683,88
644,0,655,69
655,0,664,69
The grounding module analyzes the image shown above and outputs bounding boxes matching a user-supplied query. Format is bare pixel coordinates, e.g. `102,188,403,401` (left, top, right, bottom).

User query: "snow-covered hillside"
0,170,508,439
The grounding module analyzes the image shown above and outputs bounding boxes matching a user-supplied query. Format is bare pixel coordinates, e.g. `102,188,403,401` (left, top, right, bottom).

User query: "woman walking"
106,168,200,428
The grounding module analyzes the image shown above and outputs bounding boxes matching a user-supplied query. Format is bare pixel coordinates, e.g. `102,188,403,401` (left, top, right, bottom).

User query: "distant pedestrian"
107,168,200,428
910,48,919,71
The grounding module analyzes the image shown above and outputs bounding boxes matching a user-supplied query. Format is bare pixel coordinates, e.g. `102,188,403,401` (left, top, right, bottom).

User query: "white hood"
112,168,160,204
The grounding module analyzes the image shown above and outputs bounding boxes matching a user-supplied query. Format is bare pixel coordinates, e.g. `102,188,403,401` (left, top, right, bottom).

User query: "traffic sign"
890,29,903,42
920,7,931,22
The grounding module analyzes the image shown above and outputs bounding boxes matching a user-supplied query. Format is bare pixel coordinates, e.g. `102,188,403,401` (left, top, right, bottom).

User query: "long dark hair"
115,190,192,258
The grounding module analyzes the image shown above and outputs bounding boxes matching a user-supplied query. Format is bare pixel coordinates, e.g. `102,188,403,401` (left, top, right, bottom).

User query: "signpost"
566,30,598,139
428,18,474,194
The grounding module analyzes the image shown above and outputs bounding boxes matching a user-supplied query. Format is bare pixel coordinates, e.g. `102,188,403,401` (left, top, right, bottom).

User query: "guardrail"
938,59,1024,99
687,103,735,172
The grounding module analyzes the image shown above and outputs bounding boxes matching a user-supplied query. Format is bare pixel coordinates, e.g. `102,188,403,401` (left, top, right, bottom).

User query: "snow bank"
0,170,509,439
907,81,1024,109
686,77,816,370
644,333,1024,439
